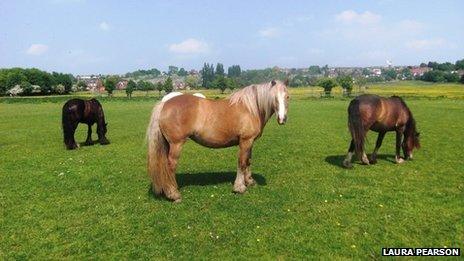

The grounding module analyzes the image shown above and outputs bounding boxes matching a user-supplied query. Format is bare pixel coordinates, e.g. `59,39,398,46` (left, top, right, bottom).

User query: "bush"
337,76,353,96
7,85,23,96
54,84,66,94
317,78,337,96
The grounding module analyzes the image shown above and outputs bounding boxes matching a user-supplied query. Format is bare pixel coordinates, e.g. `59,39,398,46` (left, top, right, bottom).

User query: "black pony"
343,94,420,168
62,98,109,150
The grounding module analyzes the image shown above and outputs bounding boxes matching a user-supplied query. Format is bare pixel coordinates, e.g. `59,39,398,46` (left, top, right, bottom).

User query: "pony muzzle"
278,115,287,125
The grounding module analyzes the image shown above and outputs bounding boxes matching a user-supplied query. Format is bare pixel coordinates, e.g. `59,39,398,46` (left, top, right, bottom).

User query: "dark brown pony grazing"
147,80,289,202
62,98,109,150
343,94,420,168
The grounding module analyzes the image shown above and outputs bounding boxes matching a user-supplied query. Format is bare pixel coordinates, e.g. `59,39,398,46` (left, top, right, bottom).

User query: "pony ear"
284,79,289,86
271,80,276,86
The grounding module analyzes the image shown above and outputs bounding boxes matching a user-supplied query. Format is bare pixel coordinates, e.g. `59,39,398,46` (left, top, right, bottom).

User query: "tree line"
0,68,74,96
419,59,464,83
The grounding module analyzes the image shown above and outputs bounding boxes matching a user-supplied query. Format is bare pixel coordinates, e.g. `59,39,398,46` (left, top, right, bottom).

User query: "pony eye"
286,95,290,99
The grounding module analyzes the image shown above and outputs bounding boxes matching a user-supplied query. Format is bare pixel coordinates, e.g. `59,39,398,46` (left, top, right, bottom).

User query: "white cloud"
335,10,381,25
399,19,424,33
99,22,110,31
259,27,280,38
405,38,448,51
26,44,49,55
308,48,324,55
168,38,210,54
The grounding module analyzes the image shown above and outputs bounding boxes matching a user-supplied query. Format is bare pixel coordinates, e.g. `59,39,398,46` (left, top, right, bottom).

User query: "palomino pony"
62,98,110,150
343,94,420,168
147,80,289,202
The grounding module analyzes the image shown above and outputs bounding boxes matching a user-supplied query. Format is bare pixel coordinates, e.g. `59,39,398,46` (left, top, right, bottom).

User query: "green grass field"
1,83,463,259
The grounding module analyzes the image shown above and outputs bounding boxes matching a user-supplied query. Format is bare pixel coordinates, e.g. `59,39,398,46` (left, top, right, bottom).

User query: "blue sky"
1,0,463,74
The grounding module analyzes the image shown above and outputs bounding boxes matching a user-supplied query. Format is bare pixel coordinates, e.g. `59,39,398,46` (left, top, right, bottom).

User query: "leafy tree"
362,68,371,76
456,59,464,70
383,69,397,81
226,77,239,90
178,68,188,76
200,63,215,88
21,81,33,95
125,68,160,78
185,75,199,89
421,70,445,82
419,63,428,68
138,80,154,96
77,80,87,90
337,76,353,96
6,71,27,89
428,61,439,69
227,65,241,78
215,63,225,77
0,72,7,95
289,74,309,87
317,78,337,96
437,62,455,71
308,65,322,75
164,77,173,93
213,76,227,93
104,77,117,97
168,66,179,75
444,72,459,83
460,74,464,84
51,72,73,93
401,68,413,80
126,79,136,98
156,82,164,96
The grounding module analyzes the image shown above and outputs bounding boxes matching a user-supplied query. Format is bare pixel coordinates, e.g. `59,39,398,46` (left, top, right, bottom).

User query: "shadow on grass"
148,171,267,200
325,154,397,168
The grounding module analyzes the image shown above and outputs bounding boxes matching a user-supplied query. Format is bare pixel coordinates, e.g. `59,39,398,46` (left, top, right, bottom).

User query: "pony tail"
146,102,177,198
348,98,365,158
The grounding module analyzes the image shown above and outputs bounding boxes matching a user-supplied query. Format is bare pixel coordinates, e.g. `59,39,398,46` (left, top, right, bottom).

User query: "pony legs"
166,142,183,202
244,148,255,186
369,132,386,164
343,140,355,168
64,122,79,150
83,124,94,146
234,139,253,194
395,130,405,164
343,137,370,168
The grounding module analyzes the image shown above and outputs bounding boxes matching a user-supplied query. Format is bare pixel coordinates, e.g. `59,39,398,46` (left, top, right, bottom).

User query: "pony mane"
229,81,276,122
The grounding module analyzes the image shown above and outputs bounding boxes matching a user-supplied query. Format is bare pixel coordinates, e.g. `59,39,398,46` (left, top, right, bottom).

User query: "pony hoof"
83,141,94,146
99,140,110,145
245,178,256,186
67,143,79,150
396,157,405,164
166,190,181,202
342,160,353,169
369,158,377,164
233,185,247,194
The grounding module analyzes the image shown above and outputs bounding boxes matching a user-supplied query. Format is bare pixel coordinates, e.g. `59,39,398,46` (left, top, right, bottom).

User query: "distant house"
116,80,128,90
76,75,105,92
174,80,186,90
410,67,431,77
372,68,382,76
